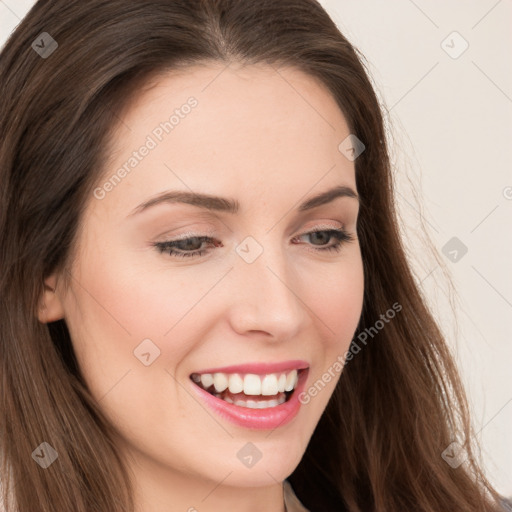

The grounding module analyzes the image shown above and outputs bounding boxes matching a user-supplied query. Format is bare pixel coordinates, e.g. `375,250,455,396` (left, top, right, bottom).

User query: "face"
43,63,364,498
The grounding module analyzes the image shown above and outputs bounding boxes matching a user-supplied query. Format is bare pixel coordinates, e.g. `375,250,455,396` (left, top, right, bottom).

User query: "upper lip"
191,360,309,375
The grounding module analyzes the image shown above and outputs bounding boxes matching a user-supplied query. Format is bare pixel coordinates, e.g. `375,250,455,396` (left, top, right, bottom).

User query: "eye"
153,236,220,258
291,228,354,253
152,228,354,259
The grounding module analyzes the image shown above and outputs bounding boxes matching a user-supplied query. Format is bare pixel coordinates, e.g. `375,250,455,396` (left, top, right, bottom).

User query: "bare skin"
39,62,364,512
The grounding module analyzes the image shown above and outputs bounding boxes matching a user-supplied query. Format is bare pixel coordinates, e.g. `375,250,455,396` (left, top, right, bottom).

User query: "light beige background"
1,0,511,497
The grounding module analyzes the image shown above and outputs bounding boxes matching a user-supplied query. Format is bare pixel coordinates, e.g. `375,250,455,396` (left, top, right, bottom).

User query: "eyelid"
154,227,216,242
154,222,345,243
299,221,344,232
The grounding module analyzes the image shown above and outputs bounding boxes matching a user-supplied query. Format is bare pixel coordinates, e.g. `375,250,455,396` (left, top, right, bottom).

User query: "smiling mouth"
189,369,304,409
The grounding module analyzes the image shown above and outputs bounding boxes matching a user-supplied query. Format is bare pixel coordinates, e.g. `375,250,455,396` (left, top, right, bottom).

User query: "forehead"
91,63,355,218
119,62,349,130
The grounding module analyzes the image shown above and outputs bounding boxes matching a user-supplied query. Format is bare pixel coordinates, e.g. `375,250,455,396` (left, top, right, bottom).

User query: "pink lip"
190,367,309,430
192,359,309,375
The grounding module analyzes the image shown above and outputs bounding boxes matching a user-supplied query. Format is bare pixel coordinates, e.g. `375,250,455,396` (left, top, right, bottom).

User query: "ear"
37,273,65,323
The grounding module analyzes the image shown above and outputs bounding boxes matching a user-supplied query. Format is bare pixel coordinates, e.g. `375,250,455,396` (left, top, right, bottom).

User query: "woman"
0,1,505,511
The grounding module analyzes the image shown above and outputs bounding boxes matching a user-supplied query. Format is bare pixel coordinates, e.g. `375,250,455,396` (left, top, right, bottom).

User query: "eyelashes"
153,228,354,259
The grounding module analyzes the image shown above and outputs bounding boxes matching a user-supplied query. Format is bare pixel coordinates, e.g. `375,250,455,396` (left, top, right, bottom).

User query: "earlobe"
37,274,65,323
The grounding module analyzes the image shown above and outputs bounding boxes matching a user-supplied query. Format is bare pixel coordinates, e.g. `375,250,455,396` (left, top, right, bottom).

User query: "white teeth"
213,373,229,392
245,400,258,409
193,369,301,397
243,374,261,395
284,369,298,392
228,373,244,394
200,373,213,389
211,394,286,409
261,374,279,396
242,397,283,409
278,373,286,393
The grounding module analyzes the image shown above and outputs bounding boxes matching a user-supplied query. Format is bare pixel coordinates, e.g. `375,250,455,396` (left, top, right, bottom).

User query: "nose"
226,238,310,341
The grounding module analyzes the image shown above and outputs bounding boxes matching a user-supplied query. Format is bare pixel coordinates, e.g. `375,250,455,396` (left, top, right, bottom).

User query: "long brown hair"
0,1,504,510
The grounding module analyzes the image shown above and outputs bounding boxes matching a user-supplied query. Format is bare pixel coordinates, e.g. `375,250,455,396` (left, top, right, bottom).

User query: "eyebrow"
128,185,358,217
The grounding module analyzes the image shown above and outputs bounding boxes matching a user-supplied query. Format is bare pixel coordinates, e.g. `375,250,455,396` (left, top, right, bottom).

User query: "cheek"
63,241,238,398
70,228,214,335
304,249,364,347
62,251,203,400
299,250,364,403
314,274,363,335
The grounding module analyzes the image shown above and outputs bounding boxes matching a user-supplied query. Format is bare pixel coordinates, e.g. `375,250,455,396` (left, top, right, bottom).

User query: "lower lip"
190,369,309,430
